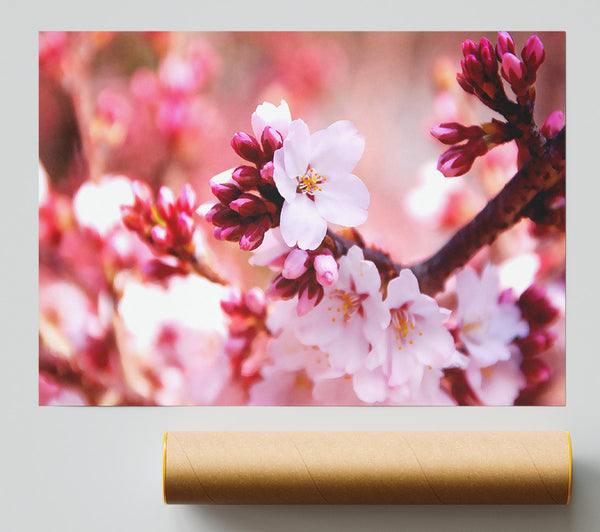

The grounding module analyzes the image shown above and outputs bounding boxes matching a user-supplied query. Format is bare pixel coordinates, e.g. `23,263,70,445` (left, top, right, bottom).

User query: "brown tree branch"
325,127,565,296
411,127,565,295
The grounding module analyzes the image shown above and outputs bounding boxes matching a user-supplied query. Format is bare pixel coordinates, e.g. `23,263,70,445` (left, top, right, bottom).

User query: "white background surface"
3,1,599,530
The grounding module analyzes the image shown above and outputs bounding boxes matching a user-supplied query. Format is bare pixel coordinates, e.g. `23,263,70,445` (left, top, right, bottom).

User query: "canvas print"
39,32,565,405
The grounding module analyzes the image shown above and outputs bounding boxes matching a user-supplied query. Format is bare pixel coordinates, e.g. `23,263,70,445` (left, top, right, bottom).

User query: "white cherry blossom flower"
465,351,526,405
455,264,529,367
362,269,456,393
294,246,389,374
273,119,369,250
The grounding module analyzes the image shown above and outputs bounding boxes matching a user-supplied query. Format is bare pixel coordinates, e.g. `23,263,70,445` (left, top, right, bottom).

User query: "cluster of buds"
457,32,545,107
220,287,268,384
120,181,198,267
514,284,559,403
432,32,549,178
497,33,545,101
432,119,515,177
267,247,340,315
204,127,285,251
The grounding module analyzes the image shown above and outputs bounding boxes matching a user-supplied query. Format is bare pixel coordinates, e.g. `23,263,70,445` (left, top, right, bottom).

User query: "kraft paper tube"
163,431,572,505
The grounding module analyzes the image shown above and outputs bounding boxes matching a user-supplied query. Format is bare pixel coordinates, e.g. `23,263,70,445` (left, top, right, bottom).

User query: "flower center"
391,307,422,350
327,288,367,324
461,318,490,343
296,167,327,196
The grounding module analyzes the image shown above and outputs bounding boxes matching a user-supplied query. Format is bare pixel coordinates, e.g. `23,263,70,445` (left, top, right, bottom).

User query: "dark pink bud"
437,140,487,178
501,53,528,94
521,357,551,384
239,216,270,251
142,259,188,281
210,181,241,204
221,286,244,315
430,122,483,145
541,111,565,138
232,165,260,189
259,161,275,185
282,249,309,279
479,37,497,74
175,212,195,244
517,332,548,357
244,287,266,317
522,35,545,69
120,205,145,232
465,54,484,82
231,132,263,163
267,274,299,300
219,221,246,242
496,31,516,59
177,184,197,214
461,39,478,57
132,180,154,211
229,193,268,217
261,126,283,159
151,225,174,248
157,186,176,221
456,73,475,94
519,285,559,326
209,205,239,227
297,282,324,316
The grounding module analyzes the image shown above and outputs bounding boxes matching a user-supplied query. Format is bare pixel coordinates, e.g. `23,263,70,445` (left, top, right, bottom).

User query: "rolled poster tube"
163,431,572,504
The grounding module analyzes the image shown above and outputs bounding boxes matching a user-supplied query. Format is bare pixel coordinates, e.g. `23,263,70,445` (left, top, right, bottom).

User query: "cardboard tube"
163,431,572,505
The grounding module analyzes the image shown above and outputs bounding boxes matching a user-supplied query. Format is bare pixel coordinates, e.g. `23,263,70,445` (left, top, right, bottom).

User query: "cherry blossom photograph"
39,31,565,406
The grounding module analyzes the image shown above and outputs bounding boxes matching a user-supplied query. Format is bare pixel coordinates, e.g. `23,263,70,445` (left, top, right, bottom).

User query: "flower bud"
229,193,267,217
175,212,195,244
231,132,263,163
151,225,174,248
461,39,478,57
142,259,188,281
244,287,267,317
239,216,270,251
465,54,484,83
221,286,244,315
210,180,241,204
177,183,197,214
496,31,516,59
157,186,176,221
219,221,246,242
501,53,528,95
267,274,299,299
259,161,275,185
430,122,484,145
479,37,497,75
297,282,324,317
282,249,309,279
132,180,154,212
313,253,339,287
232,165,260,189
519,285,559,326
456,73,475,94
521,357,551,384
261,125,283,159
541,111,565,138
120,205,145,232
437,140,487,178
205,204,237,226
522,35,545,69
